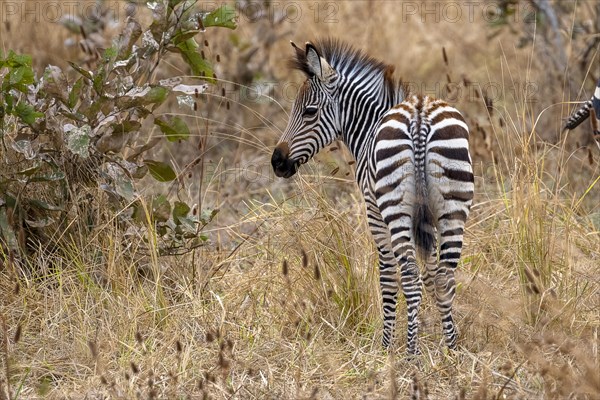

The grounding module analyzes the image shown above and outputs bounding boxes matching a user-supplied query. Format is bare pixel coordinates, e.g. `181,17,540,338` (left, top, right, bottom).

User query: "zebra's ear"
305,42,337,83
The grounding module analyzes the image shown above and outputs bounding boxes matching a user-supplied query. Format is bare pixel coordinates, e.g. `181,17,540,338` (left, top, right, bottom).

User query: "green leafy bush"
0,0,236,258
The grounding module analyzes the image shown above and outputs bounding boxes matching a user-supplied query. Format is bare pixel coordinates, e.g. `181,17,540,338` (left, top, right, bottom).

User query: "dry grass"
1,0,599,399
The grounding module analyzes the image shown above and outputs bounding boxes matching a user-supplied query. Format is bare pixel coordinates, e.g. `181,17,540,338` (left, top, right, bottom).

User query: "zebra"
564,78,600,150
271,38,474,354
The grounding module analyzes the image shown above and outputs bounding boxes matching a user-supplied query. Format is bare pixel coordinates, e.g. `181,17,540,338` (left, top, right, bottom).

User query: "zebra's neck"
338,72,404,167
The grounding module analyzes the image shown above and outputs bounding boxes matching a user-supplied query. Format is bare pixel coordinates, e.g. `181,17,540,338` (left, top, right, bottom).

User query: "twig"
495,361,525,399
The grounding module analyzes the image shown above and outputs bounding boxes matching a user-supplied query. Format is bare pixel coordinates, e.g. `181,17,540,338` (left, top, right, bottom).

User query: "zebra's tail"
412,108,436,261
413,193,435,262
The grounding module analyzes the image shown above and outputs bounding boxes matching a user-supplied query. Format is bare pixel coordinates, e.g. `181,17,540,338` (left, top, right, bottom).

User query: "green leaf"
68,78,84,109
68,62,93,81
42,66,69,103
172,201,190,223
15,102,43,125
131,202,145,223
102,46,117,61
154,116,190,142
29,171,66,182
11,140,35,159
200,208,218,224
65,125,91,158
145,86,169,104
175,39,214,80
151,195,171,223
111,121,142,134
17,165,41,176
3,93,14,114
116,19,143,60
144,160,177,182
202,5,238,29
118,86,169,110
172,30,201,46
30,199,63,211
115,176,136,202
92,68,106,94
104,162,138,201
6,51,32,68
25,217,55,228
0,207,19,252
178,215,197,233
9,66,25,85
168,0,185,9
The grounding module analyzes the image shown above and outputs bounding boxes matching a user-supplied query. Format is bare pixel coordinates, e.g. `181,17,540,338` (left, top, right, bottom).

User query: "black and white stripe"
564,79,600,149
272,38,473,354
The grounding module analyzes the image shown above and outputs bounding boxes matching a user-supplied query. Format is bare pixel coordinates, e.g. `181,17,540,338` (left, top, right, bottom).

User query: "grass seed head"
13,324,21,344
130,361,139,374
301,249,308,268
88,341,98,359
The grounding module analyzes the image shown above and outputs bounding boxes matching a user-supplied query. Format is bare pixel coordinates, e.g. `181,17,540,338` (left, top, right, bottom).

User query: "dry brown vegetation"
1,0,599,398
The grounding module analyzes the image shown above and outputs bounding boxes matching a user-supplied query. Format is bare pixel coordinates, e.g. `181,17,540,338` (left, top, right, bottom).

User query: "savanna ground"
0,0,599,398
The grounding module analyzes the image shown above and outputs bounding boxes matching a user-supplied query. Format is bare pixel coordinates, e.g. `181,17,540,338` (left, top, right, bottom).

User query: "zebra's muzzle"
272,143,299,178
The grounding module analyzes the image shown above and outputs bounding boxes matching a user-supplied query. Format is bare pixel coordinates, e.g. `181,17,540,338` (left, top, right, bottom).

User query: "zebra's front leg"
377,208,424,354
365,200,399,349
378,248,399,348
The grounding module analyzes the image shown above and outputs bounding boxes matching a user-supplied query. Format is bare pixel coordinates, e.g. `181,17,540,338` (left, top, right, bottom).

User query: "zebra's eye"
302,107,318,118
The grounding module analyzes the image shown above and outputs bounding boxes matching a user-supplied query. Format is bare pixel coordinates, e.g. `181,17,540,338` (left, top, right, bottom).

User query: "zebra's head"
271,41,341,178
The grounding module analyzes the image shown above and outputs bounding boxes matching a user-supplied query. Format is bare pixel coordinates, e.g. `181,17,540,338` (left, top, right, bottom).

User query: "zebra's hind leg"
424,247,462,349
422,247,438,298
434,220,468,350
434,263,458,350
398,253,423,355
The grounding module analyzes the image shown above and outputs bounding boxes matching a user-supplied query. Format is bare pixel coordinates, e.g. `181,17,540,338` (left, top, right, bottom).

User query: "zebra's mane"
288,37,404,96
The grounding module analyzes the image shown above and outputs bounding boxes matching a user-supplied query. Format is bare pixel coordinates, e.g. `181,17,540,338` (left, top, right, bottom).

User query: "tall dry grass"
1,0,599,398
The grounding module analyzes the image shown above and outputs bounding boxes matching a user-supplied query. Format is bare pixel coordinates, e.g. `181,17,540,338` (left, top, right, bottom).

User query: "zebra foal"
271,38,473,354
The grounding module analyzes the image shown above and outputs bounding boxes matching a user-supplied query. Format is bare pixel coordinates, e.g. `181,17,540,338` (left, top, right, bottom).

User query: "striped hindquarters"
373,96,474,258
423,98,474,266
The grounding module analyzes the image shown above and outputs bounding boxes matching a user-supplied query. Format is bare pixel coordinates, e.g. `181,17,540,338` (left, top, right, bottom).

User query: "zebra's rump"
372,96,474,258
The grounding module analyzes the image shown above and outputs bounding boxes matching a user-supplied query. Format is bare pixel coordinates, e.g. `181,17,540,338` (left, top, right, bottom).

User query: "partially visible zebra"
271,38,474,354
564,78,600,150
